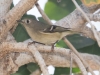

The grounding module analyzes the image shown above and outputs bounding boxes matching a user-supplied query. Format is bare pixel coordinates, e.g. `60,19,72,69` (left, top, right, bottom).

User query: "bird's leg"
27,41,45,49
51,44,54,51
51,40,58,51
27,41,35,47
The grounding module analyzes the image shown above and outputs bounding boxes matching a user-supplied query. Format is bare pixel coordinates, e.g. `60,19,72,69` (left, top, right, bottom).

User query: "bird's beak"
17,20,23,23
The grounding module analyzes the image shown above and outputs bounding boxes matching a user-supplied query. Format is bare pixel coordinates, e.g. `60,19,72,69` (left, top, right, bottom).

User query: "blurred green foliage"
11,65,30,75
54,67,80,75
45,0,81,20
27,63,40,73
11,0,99,75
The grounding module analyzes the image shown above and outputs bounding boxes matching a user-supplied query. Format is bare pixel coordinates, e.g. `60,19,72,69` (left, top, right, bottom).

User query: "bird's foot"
28,41,45,46
51,40,58,51
27,41,34,48
28,41,35,46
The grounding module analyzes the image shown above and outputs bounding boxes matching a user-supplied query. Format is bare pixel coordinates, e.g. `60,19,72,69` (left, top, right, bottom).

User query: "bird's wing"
42,25,71,33
34,20,71,33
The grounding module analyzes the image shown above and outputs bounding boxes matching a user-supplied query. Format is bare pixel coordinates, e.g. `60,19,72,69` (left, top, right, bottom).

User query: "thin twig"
72,53,88,75
72,0,95,75
70,51,73,75
28,44,50,75
35,3,52,24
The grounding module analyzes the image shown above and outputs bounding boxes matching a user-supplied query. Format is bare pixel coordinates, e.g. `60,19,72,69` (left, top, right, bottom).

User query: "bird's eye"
25,19,31,24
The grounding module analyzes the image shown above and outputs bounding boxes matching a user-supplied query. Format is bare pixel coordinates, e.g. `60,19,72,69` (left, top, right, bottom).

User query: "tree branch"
0,42,100,75
0,0,37,42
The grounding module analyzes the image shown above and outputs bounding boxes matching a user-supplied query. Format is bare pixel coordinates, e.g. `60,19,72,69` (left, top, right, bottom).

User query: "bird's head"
17,18,37,27
17,18,33,26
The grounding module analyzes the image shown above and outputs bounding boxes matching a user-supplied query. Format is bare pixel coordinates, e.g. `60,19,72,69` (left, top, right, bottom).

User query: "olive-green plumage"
18,18,73,45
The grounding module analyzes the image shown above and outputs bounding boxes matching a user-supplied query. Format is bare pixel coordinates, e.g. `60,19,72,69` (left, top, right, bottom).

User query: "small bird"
17,18,74,49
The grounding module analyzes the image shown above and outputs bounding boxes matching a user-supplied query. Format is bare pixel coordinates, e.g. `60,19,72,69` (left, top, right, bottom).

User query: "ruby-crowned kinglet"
17,18,73,47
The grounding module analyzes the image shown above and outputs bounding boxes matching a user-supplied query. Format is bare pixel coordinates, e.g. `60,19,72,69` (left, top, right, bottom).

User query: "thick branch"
0,0,12,18
0,42,100,71
0,0,37,42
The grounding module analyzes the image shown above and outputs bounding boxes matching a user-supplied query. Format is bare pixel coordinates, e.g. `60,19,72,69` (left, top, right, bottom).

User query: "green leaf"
67,34,95,49
44,0,81,20
27,63,40,73
11,73,22,75
45,1,69,20
56,34,95,49
12,65,30,75
13,24,30,42
10,3,14,9
18,65,30,75
38,17,48,24
56,40,69,48
54,67,80,75
78,42,100,55
22,14,36,20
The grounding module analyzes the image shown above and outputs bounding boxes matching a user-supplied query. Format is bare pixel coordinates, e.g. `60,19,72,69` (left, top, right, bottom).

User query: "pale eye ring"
25,19,31,24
